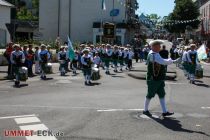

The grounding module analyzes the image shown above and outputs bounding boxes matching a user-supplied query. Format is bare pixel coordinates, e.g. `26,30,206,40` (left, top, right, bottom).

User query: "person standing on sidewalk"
27,44,35,77
143,40,177,117
34,46,40,74
4,42,14,78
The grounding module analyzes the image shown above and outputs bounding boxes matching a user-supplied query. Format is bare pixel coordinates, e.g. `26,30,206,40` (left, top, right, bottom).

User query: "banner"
197,44,207,60
67,36,75,61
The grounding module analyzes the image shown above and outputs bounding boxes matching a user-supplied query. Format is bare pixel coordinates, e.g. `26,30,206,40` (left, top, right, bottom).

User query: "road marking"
0,114,36,120
19,124,57,140
15,117,41,124
20,124,48,131
201,107,210,109
97,109,144,112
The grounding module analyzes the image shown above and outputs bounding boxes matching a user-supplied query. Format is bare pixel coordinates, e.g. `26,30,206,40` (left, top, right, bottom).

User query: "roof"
0,0,14,7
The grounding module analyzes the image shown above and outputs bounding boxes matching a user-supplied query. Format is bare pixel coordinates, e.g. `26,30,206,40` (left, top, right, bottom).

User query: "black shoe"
120,69,122,71
85,81,88,85
107,71,110,75
89,81,92,84
143,110,152,117
192,81,195,84
15,81,20,87
162,112,174,117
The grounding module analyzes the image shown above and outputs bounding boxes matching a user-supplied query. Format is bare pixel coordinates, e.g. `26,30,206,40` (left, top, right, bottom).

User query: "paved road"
0,62,210,140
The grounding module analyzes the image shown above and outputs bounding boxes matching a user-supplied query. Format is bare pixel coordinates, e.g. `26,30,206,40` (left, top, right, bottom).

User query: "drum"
195,64,203,79
91,66,100,81
45,63,53,74
19,67,28,81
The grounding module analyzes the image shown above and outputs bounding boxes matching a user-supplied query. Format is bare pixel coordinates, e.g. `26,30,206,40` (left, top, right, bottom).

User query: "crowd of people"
4,42,136,86
3,38,206,87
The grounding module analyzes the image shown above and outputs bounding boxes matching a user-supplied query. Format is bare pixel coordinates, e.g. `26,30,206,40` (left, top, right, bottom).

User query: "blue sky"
137,0,175,18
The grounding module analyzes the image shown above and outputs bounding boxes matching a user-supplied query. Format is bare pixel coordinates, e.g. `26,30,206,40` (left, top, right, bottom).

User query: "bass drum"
19,67,28,81
91,67,100,81
45,63,53,74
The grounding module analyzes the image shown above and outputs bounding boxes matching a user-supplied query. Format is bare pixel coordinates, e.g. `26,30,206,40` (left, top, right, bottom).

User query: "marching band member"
72,51,79,74
124,48,129,70
39,44,50,80
10,44,25,87
58,46,68,76
118,47,125,71
112,46,119,72
81,48,93,85
104,44,113,74
187,44,199,84
128,48,134,70
143,40,177,117
93,52,101,68
99,44,106,69
182,46,190,78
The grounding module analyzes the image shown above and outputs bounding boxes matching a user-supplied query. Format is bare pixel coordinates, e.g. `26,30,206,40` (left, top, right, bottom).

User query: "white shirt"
148,50,173,65
106,49,113,56
39,50,50,61
81,54,93,65
182,51,188,62
187,50,198,64
58,51,68,60
93,56,101,65
128,51,134,59
10,51,25,64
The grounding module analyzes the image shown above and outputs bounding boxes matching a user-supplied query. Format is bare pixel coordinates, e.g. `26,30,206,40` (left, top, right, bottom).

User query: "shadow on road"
13,84,28,88
111,75,125,78
87,82,101,86
194,83,210,88
43,78,54,81
149,116,210,137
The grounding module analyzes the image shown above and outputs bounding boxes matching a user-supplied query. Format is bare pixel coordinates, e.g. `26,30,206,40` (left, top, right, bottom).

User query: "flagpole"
100,9,103,45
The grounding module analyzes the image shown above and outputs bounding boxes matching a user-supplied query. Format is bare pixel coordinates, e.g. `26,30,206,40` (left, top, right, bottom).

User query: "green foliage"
16,7,38,21
165,0,200,33
146,14,161,24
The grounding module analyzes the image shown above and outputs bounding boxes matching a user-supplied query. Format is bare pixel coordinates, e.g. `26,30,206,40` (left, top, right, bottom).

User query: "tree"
146,14,161,24
165,0,200,33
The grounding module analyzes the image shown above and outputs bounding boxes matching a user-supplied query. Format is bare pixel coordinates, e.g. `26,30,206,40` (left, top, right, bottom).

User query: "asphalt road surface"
0,61,210,140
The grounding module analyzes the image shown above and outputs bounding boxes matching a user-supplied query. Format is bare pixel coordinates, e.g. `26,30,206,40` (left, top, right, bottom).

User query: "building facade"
200,0,210,36
0,0,13,47
39,0,137,45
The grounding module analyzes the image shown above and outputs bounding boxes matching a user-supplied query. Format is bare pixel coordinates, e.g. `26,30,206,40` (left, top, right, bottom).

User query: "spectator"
159,45,169,59
27,44,35,77
4,42,14,78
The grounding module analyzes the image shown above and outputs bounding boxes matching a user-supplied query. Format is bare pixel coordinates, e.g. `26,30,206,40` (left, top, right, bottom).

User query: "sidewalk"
0,66,7,80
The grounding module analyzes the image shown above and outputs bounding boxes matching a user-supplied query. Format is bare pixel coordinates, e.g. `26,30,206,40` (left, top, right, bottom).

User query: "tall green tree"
165,0,200,33
146,14,161,24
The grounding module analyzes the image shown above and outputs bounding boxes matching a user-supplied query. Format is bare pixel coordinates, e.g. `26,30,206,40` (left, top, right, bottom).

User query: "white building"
0,0,13,47
39,0,136,45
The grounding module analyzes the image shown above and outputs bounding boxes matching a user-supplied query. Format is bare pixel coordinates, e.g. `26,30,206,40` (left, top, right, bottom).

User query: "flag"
197,44,207,60
67,36,75,61
101,0,106,10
